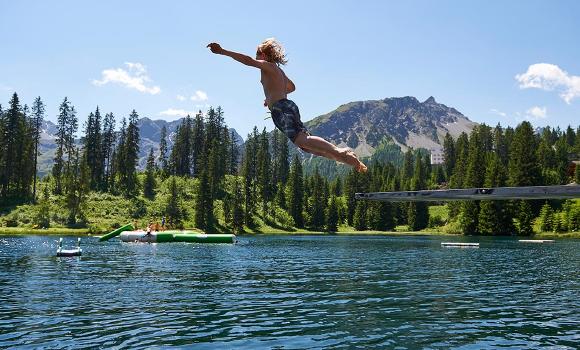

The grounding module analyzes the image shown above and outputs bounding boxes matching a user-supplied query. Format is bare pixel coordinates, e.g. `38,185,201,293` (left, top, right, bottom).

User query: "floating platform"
441,242,479,248
519,239,555,243
356,185,580,202
119,230,236,244
57,237,82,257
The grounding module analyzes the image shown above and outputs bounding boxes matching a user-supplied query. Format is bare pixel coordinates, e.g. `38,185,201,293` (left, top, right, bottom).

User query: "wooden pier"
355,185,580,202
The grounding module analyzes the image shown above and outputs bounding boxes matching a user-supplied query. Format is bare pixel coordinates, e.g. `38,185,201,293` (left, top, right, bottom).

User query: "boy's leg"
294,132,367,172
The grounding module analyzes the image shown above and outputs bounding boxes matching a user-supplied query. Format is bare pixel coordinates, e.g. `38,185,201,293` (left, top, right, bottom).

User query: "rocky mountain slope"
304,96,477,157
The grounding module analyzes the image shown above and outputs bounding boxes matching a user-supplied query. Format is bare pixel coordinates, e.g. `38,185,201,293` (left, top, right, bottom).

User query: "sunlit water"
0,235,578,349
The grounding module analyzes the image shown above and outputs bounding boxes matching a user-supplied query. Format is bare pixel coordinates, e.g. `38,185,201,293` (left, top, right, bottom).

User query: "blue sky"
1,0,579,138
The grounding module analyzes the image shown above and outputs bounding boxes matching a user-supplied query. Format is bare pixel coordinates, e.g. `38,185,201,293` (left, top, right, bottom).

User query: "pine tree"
443,132,455,180
477,153,514,235
344,169,359,225
158,125,169,176
192,112,205,176
101,112,116,191
118,110,140,196
539,202,554,232
256,128,272,216
83,107,104,190
517,201,534,236
459,127,488,234
326,195,339,232
31,97,45,200
242,128,259,225
353,201,367,230
408,154,429,231
232,176,244,233
509,121,541,234
309,168,326,230
228,130,239,175
166,176,184,229
65,148,89,225
287,154,304,227
143,148,156,199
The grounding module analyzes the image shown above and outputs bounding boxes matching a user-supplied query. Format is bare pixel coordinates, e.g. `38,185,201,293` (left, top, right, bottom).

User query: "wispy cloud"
190,90,208,102
176,95,186,101
92,62,161,95
525,106,547,120
490,108,507,117
159,108,196,118
0,83,13,92
515,63,580,104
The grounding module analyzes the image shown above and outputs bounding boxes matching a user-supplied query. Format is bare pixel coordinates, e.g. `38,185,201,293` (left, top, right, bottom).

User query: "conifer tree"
408,154,429,231
539,202,554,232
83,107,104,190
158,125,168,176
192,112,205,176
257,128,272,216
31,97,45,200
101,112,116,191
443,132,455,179
232,176,244,233
309,168,326,230
166,176,184,229
477,153,514,235
326,195,339,232
143,148,156,199
287,154,304,227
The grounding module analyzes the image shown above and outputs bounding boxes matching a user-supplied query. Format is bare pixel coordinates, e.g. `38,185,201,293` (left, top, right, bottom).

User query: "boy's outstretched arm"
207,42,267,69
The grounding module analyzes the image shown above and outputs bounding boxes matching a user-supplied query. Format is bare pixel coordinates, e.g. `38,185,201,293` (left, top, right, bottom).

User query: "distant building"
430,148,445,165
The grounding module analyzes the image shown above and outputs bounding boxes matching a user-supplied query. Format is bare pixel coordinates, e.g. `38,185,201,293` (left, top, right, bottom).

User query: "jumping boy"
207,38,367,172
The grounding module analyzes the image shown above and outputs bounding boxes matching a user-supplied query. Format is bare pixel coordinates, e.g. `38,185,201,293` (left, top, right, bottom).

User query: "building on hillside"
430,147,445,165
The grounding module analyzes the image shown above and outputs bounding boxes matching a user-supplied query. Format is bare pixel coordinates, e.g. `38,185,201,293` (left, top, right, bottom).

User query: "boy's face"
256,48,266,60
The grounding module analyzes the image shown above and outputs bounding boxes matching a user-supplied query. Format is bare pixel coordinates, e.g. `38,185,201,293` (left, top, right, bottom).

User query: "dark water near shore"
0,235,578,349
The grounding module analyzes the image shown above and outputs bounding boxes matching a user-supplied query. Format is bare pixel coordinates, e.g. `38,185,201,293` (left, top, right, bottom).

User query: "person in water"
207,38,367,173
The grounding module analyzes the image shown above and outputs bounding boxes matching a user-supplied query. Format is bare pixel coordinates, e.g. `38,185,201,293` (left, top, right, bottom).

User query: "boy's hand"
207,42,223,54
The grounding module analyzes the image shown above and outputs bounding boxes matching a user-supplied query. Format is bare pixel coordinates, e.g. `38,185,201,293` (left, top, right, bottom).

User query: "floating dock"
519,239,555,243
441,242,480,248
119,231,236,244
355,185,580,202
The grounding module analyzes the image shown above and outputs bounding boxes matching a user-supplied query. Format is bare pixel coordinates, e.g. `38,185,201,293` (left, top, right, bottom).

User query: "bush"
428,215,445,228
130,198,147,218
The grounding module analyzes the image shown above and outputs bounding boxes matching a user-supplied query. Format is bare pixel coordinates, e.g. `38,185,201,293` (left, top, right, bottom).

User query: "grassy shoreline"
1,226,578,239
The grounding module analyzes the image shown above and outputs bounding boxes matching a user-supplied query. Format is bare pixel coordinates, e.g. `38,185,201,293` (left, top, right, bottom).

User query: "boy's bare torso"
260,62,288,109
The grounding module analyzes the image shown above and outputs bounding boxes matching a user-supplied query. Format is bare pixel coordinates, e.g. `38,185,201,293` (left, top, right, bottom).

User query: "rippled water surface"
0,235,578,349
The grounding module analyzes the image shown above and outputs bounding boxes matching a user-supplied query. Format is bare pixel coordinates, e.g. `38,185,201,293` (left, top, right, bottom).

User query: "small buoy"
441,242,479,248
56,237,82,257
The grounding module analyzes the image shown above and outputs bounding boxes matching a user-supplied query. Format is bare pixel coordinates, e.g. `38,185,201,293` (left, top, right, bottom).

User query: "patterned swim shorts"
270,99,308,143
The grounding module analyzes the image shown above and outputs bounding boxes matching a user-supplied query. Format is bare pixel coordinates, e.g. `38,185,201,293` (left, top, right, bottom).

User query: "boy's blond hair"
257,38,287,65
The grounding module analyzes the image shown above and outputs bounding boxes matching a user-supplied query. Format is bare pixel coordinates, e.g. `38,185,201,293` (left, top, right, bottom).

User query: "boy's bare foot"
346,150,367,173
336,148,367,173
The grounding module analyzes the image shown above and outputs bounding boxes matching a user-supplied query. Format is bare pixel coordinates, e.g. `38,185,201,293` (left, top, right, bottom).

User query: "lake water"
0,235,578,349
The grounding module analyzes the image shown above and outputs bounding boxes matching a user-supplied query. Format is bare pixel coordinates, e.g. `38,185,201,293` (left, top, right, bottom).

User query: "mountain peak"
305,96,477,157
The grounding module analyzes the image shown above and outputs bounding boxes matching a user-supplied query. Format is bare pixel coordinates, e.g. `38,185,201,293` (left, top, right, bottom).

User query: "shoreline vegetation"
1,226,579,239
1,93,580,238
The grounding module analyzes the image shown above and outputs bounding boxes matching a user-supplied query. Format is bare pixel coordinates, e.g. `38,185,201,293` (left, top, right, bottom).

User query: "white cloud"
515,63,580,104
190,90,208,102
176,94,186,101
0,83,13,92
92,62,161,95
525,106,547,120
490,108,507,117
159,108,196,118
